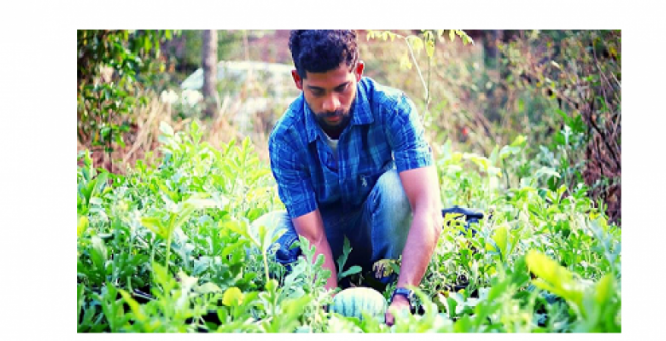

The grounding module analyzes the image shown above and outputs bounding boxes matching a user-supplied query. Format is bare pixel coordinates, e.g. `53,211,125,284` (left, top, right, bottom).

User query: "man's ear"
354,61,364,82
291,70,303,91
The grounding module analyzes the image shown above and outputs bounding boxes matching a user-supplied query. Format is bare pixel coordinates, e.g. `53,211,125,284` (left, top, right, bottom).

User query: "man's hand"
385,295,410,326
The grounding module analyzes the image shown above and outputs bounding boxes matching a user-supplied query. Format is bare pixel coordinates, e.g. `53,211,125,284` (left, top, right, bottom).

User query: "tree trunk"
202,30,218,119
484,30,502,122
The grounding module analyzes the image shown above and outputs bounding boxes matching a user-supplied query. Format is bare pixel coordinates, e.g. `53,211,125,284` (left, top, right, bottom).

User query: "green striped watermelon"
330,287,388,322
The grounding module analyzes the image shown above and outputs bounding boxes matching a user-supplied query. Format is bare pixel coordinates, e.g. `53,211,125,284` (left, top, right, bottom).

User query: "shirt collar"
304,78,374,143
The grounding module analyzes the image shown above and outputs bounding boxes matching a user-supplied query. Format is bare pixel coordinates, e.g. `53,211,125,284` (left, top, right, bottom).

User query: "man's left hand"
384,295,410,326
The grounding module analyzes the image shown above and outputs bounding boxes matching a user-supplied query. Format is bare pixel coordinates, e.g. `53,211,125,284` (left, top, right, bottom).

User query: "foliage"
498,30,621,224
77,30,177,166
77,120,621,333
363,29,620,225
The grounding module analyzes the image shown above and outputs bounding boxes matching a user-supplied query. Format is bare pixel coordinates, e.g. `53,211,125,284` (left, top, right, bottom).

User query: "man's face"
292,62,364,137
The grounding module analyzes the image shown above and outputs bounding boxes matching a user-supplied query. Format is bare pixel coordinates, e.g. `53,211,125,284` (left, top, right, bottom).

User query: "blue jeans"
250,168,413,278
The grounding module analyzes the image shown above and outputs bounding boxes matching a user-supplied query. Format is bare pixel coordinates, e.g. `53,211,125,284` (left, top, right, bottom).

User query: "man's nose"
322,95,340,112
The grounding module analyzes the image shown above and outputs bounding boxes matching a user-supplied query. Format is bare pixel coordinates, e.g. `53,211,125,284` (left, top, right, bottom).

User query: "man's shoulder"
269,95,306,144
360,77,406,106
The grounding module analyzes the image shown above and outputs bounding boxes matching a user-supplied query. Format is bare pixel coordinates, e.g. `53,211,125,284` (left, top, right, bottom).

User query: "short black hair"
288,30,359,79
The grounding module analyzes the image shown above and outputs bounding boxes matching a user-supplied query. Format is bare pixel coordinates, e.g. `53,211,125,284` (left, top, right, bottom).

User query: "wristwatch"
390,287,415,305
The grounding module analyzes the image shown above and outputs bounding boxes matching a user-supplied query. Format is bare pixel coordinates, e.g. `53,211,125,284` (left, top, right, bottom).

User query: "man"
263,30,443,325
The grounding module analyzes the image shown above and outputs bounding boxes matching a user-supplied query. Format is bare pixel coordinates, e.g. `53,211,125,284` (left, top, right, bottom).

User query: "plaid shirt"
268,77,433,219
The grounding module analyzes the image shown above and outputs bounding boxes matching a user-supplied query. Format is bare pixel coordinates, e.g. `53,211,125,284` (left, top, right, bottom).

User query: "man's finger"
385,311,394,326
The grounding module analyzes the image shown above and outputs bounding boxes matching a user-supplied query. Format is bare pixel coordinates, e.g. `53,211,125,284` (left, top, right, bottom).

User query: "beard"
312,98,355,138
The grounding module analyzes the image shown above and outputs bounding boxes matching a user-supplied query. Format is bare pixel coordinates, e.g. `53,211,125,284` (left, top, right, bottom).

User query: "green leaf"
173,204,196,232
196,282,222,295
526,250,585,313
449,30,455,42
224,220,260,248
446,296,458,318
510,135,527,147
492,225,509,261
594,274,615,305
141,216,166,239
339,265,362,279
535,167,561,179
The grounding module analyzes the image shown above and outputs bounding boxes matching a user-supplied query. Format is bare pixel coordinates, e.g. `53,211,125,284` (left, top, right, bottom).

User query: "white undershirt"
322,130,339,163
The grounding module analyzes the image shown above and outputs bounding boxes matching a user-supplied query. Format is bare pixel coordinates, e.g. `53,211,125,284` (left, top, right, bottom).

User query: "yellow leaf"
222,287,244,307
77,216,89,238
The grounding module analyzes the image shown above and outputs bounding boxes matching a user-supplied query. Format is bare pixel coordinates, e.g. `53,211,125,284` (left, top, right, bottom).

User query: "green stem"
404,37,429,102
263,250,270,284
166,234,172,274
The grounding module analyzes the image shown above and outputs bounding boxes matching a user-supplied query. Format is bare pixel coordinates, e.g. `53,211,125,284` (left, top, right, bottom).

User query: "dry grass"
77,30,566,174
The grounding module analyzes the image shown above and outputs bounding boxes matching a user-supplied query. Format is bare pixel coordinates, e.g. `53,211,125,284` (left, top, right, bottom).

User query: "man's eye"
311,91,324,97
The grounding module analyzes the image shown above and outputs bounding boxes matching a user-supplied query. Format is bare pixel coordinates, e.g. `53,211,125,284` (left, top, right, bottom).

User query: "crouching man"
258,30,443,325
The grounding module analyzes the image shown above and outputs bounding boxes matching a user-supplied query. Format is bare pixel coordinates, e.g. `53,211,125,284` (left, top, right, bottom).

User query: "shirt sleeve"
385,93,434,172
268,132,318,219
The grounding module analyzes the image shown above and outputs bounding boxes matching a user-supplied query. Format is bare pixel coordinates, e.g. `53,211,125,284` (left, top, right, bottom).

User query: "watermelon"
329,287,388,322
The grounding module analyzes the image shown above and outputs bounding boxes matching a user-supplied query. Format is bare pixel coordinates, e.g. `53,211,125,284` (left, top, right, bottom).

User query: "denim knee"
364,168,413,262
370,168,411,218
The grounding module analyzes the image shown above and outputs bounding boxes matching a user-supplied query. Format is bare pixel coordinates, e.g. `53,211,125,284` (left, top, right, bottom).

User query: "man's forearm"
396,207,442,289
292,210,338,292
310,237,338,291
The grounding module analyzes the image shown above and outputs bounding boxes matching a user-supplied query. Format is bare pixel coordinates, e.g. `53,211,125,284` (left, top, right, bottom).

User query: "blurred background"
77,29,620,224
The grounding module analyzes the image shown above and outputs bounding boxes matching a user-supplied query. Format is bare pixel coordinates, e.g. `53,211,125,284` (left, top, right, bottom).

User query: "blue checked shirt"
268,77,433,219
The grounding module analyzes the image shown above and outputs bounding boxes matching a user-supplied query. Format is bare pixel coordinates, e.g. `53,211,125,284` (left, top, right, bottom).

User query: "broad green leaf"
594,274,615,305
499,145,521,160
265,279,278,292
91,172,108,198
446,296,458,318
91,236,107,264
511,135,527,147
196,282,222,294
173,205,196,232
141,216,166,238
492,225,509,260
526,250,584,312
535,167,561,179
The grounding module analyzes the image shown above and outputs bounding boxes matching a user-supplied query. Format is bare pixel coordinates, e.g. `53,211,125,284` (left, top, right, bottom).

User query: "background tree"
202,30,219,119
77,30,175,171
